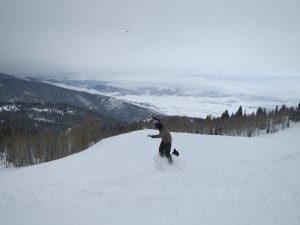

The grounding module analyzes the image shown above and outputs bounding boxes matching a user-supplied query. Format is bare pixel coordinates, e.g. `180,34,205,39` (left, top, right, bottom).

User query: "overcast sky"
0,0,299,79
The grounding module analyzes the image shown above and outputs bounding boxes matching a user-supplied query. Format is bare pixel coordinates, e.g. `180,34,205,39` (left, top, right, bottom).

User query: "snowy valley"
43,75,300,118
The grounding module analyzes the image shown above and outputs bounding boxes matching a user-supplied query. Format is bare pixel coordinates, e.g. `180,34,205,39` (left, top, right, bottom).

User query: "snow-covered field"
1,124,300,225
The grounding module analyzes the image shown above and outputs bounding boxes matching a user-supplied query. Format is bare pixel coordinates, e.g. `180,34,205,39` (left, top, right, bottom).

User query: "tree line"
0,115,142,167
143,103,300,137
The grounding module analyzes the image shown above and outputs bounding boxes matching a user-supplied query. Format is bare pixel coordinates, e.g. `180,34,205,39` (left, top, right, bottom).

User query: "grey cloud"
0,0,299,78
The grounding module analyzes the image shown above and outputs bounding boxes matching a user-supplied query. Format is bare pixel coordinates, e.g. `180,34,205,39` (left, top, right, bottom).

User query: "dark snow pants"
159,141,173,163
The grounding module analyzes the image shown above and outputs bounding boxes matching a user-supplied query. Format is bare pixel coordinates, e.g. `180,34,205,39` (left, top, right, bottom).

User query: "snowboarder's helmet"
155,122,162,131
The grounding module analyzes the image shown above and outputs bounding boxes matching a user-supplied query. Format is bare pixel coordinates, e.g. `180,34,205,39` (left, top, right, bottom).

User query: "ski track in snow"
0,125,300,225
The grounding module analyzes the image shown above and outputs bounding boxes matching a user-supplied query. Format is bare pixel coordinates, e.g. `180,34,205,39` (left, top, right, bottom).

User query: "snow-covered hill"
1,125,300,225
0,73,156,122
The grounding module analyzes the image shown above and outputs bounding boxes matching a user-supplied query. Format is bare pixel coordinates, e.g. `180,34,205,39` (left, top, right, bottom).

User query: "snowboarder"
148,116,173,164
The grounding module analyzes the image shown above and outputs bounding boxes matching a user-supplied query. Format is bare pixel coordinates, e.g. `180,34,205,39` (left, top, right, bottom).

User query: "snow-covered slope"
1,125,300,225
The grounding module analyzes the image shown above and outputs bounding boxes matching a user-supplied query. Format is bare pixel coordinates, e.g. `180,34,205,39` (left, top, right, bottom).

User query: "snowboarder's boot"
172,148,179,157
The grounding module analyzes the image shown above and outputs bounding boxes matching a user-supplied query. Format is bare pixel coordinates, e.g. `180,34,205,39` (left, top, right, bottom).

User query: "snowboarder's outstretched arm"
148,134,161,138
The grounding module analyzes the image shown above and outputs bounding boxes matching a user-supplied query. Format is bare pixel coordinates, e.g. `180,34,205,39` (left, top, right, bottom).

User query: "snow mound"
1,124,300,225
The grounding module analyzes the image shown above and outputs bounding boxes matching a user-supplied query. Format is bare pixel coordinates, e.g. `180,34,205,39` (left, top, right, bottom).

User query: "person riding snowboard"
148,116,173,164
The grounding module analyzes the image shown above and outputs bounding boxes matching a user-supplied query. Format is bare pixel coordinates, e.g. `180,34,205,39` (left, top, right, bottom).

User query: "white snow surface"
1,125,300,225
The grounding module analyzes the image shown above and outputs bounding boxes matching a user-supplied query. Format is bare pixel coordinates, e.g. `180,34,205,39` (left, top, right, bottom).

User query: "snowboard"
153,151,182,170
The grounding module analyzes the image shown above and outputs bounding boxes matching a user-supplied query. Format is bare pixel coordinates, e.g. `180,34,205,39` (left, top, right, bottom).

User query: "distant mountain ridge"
44,78,184,96
0,73,156,122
